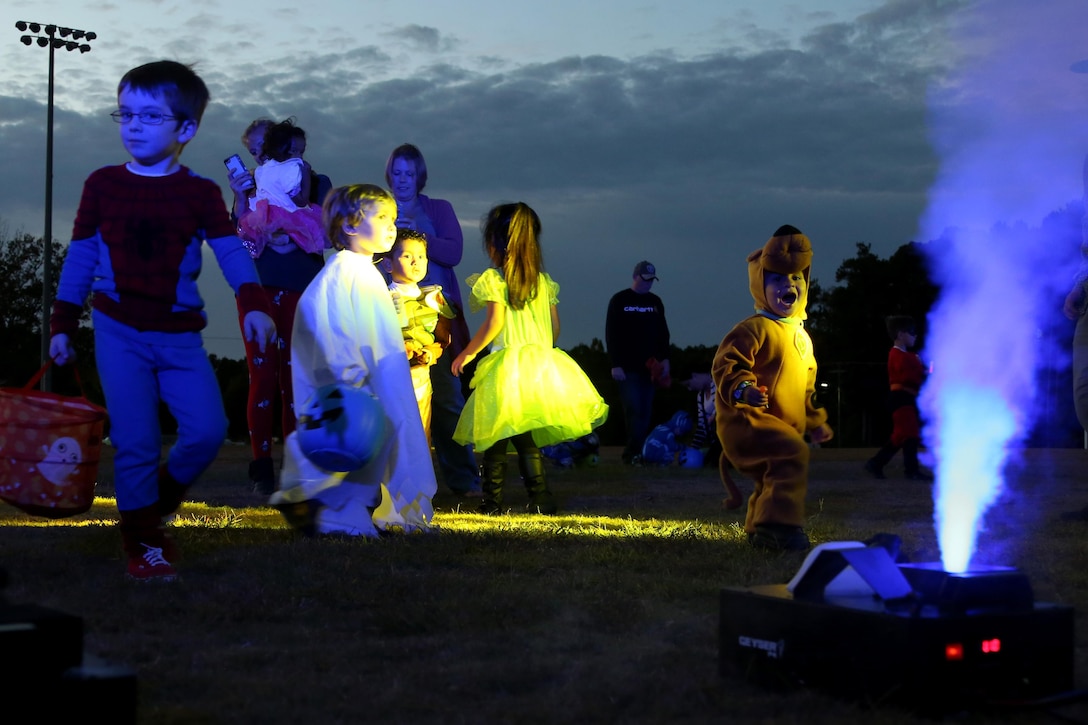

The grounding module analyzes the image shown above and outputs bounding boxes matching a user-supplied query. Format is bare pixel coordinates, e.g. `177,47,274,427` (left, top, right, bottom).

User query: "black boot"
864,443,897,480
520,449,557,515
249,458,276,496
903,439,933,481
479,449,506,515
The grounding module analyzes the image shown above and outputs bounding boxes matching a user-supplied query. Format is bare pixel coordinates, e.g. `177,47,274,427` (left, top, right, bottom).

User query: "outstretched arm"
207,233,276,351
451,301,505,376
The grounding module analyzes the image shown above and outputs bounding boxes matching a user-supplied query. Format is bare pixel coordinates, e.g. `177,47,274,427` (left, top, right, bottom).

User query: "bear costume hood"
747,224,812,320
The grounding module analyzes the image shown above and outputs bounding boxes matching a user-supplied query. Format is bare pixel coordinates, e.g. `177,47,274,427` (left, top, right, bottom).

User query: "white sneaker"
316,497,379,537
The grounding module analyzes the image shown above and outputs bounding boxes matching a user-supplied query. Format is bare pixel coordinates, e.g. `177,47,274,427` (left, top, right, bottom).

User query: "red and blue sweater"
51,164,267,337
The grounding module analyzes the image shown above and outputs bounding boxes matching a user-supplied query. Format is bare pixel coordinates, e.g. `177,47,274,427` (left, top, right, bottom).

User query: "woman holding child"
227,118,332,495
384,143,482,497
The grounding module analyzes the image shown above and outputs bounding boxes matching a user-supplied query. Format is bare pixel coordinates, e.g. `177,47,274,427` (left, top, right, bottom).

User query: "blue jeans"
94,314,226,511
618,370,655,461
430,353,481,493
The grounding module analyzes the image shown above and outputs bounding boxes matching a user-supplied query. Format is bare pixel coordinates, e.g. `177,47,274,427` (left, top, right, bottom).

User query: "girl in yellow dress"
452,202,608,514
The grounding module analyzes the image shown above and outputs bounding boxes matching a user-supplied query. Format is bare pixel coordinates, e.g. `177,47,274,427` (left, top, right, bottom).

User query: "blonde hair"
322,184,394,251
241,118,273,146
482,202,543,310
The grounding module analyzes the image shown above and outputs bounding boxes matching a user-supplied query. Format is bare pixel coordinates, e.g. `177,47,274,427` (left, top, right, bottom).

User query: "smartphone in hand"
224,153,247,178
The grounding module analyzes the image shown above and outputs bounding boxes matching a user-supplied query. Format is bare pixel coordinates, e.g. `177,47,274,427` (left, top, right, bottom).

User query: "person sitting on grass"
640,410,693,466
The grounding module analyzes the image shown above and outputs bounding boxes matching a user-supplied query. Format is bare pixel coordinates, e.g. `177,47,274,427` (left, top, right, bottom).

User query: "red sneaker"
126,542,178,582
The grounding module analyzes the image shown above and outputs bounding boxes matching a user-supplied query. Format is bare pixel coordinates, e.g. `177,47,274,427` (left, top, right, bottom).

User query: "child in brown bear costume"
712,225,833,551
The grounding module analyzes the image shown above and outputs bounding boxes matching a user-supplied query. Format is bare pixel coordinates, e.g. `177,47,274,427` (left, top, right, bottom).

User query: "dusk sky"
2,0,1087,361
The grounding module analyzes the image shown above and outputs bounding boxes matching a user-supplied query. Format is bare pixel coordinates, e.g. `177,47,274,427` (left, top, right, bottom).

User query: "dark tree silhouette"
808,227,1081,448
807,242,939,446
0,226,75,388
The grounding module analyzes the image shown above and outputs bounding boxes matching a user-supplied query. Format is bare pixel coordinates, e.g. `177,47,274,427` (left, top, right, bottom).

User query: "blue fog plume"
918,0,1088,572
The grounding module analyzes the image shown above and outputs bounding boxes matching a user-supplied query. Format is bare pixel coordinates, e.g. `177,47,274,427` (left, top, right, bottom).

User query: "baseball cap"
634,260,658,281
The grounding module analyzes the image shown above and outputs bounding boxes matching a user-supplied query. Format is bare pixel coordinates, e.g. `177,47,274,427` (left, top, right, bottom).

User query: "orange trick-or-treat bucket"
0,364,108,518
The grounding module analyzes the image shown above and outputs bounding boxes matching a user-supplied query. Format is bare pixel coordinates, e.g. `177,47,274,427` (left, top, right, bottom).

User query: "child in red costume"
864,316,932,480
712,225,832,551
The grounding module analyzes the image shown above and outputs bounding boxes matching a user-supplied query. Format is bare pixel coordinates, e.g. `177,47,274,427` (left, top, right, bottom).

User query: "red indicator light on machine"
981,638,1001,654
945,643,964,661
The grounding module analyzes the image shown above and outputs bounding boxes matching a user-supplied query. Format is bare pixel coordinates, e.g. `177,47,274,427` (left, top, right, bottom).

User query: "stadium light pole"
15,21,96,391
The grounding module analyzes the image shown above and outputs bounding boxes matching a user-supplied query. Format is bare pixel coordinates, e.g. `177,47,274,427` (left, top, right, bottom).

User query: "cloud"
383,23,459,54
0,1,962,359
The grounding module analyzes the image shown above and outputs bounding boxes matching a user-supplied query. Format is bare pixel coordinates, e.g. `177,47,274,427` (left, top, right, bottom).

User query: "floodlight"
12,19,99,392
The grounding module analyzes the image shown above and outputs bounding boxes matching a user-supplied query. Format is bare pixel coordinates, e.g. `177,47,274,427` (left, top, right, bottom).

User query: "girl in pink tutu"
238,118,327,257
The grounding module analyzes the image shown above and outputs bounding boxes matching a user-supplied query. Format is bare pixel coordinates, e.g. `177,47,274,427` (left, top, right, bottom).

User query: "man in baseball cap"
605,260,671,464
634,260,658,281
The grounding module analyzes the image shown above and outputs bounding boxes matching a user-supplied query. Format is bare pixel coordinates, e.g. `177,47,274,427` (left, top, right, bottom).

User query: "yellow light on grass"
1,501,743,542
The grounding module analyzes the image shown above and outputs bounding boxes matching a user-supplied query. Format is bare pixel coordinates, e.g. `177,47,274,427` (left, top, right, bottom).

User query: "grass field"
1,443,1087,724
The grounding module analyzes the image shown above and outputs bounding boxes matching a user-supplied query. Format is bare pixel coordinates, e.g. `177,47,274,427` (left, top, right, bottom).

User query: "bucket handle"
24,360,90,397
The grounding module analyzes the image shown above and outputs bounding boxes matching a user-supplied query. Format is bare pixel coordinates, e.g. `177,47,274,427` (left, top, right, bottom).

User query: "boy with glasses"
50,60,275,581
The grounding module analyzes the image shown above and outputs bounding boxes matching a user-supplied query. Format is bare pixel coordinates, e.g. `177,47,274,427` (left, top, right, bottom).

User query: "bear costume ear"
747,225,813,317
760,225,812,275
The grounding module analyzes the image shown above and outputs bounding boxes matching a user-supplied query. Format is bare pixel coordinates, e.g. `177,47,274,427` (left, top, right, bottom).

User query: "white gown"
270,250,436,535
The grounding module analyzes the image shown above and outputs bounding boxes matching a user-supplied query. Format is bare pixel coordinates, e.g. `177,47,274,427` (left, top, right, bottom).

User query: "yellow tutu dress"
453,269,608,452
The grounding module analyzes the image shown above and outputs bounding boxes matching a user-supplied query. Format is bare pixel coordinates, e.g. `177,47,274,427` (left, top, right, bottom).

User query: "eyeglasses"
110,110,179,125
